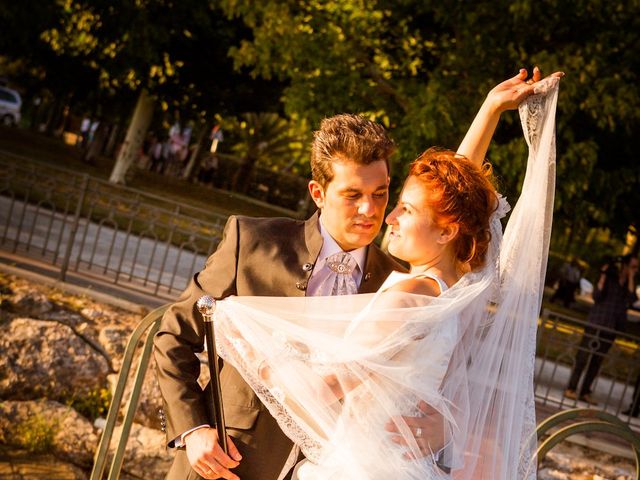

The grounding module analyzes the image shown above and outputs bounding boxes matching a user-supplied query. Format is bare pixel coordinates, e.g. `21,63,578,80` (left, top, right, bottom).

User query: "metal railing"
90,304,167,480
534,408,640,478
0,153,228,300
535,308,640,427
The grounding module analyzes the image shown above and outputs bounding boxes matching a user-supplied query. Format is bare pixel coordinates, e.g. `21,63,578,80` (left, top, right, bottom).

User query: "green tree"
220,0,640,254
0,0,285,183
220,112,305,193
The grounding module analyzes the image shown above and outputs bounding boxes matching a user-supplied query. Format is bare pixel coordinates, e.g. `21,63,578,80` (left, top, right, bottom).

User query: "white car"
0,86,22,126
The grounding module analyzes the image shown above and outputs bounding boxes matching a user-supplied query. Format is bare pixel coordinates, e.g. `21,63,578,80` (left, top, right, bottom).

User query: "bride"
211,71,561,479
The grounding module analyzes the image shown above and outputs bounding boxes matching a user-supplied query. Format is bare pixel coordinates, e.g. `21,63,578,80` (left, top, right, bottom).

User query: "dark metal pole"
197,295,228,454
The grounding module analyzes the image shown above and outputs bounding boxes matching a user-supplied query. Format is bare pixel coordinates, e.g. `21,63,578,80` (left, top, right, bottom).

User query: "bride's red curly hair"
409,147,498,270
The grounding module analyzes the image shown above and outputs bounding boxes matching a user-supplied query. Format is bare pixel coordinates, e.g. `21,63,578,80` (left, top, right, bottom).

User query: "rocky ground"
0,270,636,479
538,441,635,479
0,271,174,478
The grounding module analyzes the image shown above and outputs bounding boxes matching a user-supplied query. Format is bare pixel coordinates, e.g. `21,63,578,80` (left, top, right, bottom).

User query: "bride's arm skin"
456,67,565,168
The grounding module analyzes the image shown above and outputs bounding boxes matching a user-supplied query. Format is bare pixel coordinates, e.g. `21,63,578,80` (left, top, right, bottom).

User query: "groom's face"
309,159,389,251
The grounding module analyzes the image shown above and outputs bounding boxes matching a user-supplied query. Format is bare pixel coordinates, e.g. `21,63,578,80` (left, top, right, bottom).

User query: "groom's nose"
357,196,377,217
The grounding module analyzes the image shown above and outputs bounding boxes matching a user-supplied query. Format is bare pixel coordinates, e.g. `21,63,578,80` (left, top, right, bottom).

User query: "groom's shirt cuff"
434,439,453,473
171,424,210,449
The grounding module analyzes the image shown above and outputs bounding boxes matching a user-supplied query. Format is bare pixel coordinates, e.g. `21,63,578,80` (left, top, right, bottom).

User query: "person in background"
565,254,639,404
78,116,91,148
551,258,582,307
623,372,640,418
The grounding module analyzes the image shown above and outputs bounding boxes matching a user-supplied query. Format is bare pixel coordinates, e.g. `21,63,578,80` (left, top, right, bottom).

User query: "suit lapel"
304,211,323,258
290,211,323,296
359,244,393,294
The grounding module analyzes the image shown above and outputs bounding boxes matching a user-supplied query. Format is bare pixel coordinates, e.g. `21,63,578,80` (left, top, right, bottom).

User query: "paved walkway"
535,356,640,427
0,195,211,300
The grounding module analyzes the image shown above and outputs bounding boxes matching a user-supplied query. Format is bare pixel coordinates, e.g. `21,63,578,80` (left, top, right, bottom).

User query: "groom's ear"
437,223,459,245
308,180,326,209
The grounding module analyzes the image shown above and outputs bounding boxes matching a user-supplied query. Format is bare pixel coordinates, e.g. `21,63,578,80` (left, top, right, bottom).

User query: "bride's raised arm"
456,68,564,167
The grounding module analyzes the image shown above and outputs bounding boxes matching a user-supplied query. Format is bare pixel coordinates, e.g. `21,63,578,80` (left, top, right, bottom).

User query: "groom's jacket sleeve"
153,215,240,446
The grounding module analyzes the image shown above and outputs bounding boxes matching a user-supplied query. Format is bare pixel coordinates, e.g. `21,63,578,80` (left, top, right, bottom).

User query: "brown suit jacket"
154,212,405,480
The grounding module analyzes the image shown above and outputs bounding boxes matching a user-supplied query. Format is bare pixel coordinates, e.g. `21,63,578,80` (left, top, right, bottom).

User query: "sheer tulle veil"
212,78,559,479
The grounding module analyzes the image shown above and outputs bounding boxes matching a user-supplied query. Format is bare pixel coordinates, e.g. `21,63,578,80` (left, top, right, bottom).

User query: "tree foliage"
220,0,640,249
0,0,638,252
219,112,309,191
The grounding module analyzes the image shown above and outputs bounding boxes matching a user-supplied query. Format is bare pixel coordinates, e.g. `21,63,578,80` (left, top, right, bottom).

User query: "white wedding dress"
212,78,559,479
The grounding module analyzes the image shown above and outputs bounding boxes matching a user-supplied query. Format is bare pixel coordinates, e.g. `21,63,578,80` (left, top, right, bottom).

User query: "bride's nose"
385,207,399,225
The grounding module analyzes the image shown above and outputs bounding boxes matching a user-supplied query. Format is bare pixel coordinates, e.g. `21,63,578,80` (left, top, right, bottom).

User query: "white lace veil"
212,78,559,479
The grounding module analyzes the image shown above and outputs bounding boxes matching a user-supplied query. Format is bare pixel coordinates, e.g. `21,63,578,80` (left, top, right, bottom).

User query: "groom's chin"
350,231,379,249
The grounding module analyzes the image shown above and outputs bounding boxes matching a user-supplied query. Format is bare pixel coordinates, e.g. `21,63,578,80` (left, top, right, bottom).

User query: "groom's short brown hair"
310,114,395,187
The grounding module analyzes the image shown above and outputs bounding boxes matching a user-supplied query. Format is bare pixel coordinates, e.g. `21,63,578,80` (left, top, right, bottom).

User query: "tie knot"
326,252,357,275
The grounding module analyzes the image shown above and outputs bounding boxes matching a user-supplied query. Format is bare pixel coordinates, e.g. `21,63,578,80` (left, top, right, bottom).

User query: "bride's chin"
387,245,406,261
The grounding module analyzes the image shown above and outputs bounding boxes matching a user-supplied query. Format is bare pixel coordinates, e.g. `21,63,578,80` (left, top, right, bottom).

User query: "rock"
94,417,107,430
108,359,164,430
112,422,174,479
98,325,132,371
544,451,572,471
537,468,569,480
81,306,117,323
133,360,164,430
0,447,89,480
0,400,97,467
45,309,88,329
81,306,142,328
0,318,110,400
11,289,53,317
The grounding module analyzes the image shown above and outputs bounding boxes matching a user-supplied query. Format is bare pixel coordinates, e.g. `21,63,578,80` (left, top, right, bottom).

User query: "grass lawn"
0,126,300,219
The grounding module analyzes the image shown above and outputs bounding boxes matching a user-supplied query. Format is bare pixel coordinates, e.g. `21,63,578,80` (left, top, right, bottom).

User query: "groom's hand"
185,427,242,479
385,401,446,459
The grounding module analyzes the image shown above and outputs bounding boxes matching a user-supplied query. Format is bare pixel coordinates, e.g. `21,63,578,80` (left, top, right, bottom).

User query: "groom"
155,113,446,480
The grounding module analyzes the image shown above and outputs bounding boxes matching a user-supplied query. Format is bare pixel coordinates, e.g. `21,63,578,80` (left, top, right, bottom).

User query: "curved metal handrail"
531,408,640,479
90,304,169,480
536,407,634,437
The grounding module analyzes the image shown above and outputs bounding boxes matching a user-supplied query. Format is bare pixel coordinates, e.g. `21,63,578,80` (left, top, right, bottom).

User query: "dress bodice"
379,270,450,295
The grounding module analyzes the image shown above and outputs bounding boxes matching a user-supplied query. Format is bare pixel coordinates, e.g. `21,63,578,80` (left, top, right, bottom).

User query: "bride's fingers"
532,66,542,83
529,71,566,92
548,71,566,79
505,68,528,87
533,71,565,85
417,400,438,415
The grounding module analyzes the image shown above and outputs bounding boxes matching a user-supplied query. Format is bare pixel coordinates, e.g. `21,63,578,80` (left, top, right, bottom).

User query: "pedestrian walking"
564,255,638,404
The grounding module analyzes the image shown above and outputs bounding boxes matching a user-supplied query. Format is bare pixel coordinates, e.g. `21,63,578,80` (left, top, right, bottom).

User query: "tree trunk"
45,98,63,135
232,157,257,194
104,123,120,157
109,89,154,184
182,122,209,180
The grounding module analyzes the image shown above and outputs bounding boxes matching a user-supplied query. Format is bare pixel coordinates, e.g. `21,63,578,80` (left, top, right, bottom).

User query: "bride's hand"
487,67,564,114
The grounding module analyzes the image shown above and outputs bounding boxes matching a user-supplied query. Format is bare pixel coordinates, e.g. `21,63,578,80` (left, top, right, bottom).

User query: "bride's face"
385,176,454,267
